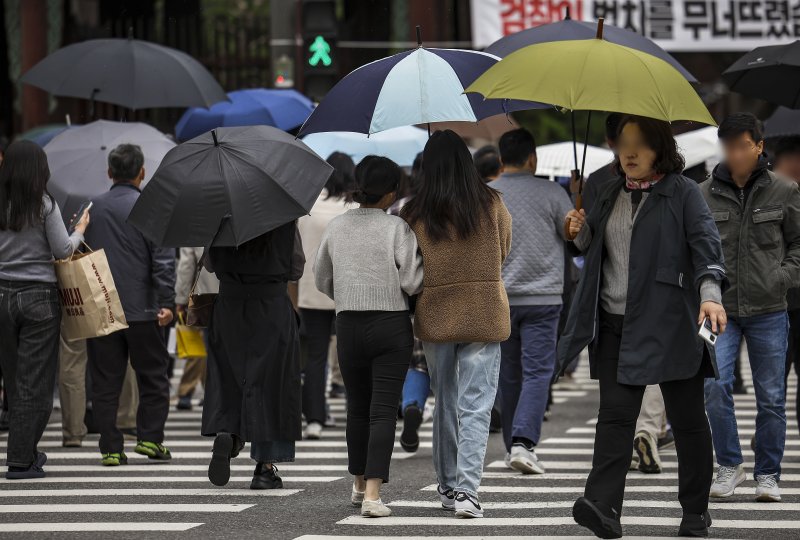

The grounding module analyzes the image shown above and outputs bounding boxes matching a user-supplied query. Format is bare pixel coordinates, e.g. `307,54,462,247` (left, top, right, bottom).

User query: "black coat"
201,222,305,443
556,173,728,386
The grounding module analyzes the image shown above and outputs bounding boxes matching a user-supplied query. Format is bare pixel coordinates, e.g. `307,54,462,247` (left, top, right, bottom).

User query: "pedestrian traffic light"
273,54,295,89
301,0,338,102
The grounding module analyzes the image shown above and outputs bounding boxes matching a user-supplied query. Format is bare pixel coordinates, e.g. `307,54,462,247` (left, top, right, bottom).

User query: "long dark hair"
613,115,685,175
324,152,356,201
0,140,53,232
401,130,499,242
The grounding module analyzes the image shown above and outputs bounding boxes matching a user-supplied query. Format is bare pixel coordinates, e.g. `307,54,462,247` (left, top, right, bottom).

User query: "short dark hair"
774,136,800,164
614,115,685,175
498,128,536,167
718,112,764,143
108,144,144,182
605,113,624,143
473,145,501,181
352,155,402,205
324,151,356,201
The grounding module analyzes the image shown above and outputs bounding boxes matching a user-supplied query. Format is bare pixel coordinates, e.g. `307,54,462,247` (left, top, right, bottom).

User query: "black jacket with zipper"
700,157,800,318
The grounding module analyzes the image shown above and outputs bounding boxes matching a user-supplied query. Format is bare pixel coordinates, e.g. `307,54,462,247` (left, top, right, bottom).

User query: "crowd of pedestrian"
1,110,799,539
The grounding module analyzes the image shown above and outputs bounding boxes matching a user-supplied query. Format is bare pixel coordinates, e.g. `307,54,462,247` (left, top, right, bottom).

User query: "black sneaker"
6,451,47,479
176,395,193,410
572,497,622,539
678,511,712,537
251,463,283,490
657,428,675,450
400,404,423,453
208,433,234,486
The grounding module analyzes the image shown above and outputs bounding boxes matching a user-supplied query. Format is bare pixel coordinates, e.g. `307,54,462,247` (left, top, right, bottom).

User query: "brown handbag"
186,250,216,328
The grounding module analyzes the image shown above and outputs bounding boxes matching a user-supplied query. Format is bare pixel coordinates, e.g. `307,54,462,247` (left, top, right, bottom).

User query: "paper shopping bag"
54,249,128,341
175,323,207,358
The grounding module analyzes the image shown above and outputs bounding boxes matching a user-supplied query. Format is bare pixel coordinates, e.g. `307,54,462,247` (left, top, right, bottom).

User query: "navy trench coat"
555,173,728,386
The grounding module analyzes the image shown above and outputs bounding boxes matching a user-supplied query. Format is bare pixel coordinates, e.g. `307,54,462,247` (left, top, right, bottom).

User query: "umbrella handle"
575,193,583,211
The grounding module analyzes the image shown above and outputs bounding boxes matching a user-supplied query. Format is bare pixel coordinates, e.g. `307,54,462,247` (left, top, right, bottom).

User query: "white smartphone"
698,318,719,347
69,201,93,234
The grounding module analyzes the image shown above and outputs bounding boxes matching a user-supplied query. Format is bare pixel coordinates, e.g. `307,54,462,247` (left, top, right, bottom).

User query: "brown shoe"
62,439,82,448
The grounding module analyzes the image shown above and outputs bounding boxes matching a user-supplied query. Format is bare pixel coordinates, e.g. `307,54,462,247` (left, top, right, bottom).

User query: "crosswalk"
0,357,797,537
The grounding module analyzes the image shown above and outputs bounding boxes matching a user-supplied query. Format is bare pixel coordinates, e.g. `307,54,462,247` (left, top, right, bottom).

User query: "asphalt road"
1,356,798,540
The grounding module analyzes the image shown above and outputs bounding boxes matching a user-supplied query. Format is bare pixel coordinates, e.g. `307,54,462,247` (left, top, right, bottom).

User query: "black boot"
572,497,622,539
678,511,712,537
400,404,422,453
208,433,234,486
251,463,283,490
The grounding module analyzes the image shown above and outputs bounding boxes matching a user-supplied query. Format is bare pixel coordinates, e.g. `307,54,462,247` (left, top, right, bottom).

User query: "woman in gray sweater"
0,141,89,479
314,156,423,517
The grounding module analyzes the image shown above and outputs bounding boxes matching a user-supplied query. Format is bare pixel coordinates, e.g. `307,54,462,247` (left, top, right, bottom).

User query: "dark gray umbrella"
723,41,800,109
128,126,334,248
21,37,227,110
765,106,800,138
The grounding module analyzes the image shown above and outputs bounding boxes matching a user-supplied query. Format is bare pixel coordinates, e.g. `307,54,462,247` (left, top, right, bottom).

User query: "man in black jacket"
701,114,800,503
85,144,176,467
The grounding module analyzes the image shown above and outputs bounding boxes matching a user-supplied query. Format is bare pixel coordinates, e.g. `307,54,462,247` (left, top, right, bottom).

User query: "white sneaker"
755,474,781,502
361,498,392,517
509,443,545,474
504,452,512,469
710,464,746,498
351,484,365,507
437,484,455,510
304,421,323,440
454,491,483,518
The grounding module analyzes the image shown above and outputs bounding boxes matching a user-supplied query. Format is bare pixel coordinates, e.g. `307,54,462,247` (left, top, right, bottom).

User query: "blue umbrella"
18,124,77,147
485,18,697,83
303,126,428,167
297,42,544,137
175,88,314,141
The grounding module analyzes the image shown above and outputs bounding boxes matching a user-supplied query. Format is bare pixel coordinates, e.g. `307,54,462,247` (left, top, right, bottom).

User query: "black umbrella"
723,40,800,109
765,106,800,138
21,35,227,110
128,126,334,248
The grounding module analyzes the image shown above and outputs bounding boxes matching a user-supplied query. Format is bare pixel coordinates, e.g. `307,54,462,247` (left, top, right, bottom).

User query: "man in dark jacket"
701,113,800,503
85,144,176,467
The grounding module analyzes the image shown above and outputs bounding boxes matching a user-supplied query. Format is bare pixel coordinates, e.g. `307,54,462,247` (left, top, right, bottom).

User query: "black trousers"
336,311,413,482
787,309,800,436
300,308,335,425
585,311,713,516
87,321,171,454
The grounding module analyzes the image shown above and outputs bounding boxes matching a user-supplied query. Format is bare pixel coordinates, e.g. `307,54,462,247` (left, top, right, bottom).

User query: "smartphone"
698,318,719,347
69,201,93,234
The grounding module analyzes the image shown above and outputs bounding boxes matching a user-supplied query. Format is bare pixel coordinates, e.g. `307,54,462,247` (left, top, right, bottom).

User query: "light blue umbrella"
302,126,428,167
175,88,314,141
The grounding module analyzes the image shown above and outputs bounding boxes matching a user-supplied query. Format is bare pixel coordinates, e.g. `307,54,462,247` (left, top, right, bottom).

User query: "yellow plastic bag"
175,316,207,359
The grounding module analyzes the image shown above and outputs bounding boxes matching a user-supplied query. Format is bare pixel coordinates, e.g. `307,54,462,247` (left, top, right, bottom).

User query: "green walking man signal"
308,35,332,67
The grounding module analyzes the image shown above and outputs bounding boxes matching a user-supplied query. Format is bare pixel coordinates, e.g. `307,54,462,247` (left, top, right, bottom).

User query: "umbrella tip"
211,130,219,146
416,25,422,47
596,18,604,39
565,6,571,19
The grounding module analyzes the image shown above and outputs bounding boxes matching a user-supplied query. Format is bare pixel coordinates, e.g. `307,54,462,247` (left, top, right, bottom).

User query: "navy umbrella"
128,126,333,248
485,17,697,82
175,88,314,142
723,41,800,109
298,33,545,137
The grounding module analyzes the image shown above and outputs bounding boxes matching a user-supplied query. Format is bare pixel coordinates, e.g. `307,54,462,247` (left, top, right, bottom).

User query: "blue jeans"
424,341,501,497
704,311,788,479
498,304,560,451
402,368,430,410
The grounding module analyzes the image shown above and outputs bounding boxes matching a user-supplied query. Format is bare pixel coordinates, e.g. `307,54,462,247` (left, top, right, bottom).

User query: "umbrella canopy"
21,37,227,109
297,46,545,137
19,124,75,147
765,106,800,138
675,127,721,170
128,126,333,248
175,88,314,141
302,126,428,167
44,120,175,222
535,142,613,179
723,41,800,109
466,38,715,126
486,18,696,82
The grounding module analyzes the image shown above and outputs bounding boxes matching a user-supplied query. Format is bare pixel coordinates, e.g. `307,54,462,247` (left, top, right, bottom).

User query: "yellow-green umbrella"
466,36,715,126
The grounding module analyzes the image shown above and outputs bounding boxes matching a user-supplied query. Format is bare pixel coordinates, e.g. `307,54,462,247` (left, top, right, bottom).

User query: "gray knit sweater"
314,208,424,313
575,190,721,314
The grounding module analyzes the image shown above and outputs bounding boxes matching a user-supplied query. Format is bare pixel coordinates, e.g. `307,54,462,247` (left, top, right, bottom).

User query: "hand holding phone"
69,201,93,234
